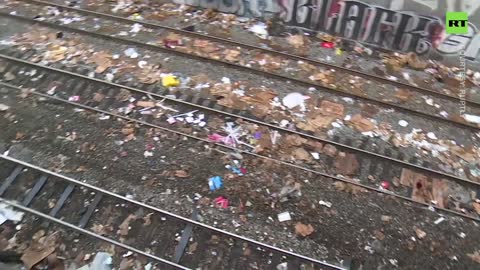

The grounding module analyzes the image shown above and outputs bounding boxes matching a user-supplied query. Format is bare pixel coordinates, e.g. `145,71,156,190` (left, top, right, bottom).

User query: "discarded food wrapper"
167,117,176,124
130,13,143,20
124,48,139,59
226,163,247,176
221,77,231,84
427,132,437,140
248,22,268,39
208,133,233,146
277,212,292,222
105,73,114,82
277,262,288,270
320,41,335,49
0,202,24,225
130,23,142,33
282,93,309,111
162,75,180,87
335,48,343,55
208,176,223,191
464,114,480,124
68,95,80,102
381,181,390,189
90,252,113,270
164,39,182,48
214,196,229,208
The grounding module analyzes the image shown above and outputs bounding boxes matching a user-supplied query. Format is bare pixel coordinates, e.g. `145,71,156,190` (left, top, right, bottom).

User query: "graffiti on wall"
173,0,282,17
173,0,480,62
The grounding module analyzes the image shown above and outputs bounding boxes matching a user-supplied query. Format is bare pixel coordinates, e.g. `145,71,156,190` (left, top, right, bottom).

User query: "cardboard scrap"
21,246,55,269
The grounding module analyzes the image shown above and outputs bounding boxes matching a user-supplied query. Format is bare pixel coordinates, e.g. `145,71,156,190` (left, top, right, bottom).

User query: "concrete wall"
174,0,480,68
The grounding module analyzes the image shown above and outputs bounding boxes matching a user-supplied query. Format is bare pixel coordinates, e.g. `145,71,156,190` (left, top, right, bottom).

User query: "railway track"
0,48,479,222
16,0,480,106
0,155,345,269
1,0,480,132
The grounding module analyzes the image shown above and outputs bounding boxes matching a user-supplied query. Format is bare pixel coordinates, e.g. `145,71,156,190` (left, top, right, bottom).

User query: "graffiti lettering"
173,0,480,65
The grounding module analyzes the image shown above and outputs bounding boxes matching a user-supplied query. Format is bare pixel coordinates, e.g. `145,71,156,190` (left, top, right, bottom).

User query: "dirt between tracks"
1,84,480,269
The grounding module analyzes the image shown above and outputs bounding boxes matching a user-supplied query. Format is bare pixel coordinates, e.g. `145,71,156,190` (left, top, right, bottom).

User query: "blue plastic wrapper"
208,176,223,191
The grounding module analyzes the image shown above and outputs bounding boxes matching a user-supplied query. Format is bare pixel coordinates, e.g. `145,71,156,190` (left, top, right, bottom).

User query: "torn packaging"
400,169,451,208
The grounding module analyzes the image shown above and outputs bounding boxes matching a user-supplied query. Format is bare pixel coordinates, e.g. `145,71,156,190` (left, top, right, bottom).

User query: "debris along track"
11,0,480,107
1,2,480,131
1,51,480,222
0,155,344,270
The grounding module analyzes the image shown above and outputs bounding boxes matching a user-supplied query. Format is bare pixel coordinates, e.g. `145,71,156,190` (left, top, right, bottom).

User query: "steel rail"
0,11,478,132
0,198,191,270
19,0,480,108
1,82,478,224
0,53,477,188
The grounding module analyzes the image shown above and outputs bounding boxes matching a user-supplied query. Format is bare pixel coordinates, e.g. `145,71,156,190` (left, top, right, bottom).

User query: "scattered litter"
90,252,113,270
169,110,206,127
319,200,332,208
434,217,445,224
389,259,398,267
214,196,229,208
136,101,155,108
21,246,55,269
279,119,289,128
124,48,139,59
130,23,142,33
225,162,247,176
138,60,147,68
427,132,437,140
424,97,434,106
105,73,114,82
144,263,153,270
295,222,314,236
277,212,291,222
162,74,180,87
68,95,80,102
342,97,354,104
277,262,288,270
415,228,426,239
208,176,223,191
221,77,231,84
467,250,480,264
398,120,408,127
123,251,133,257
464,114,480,124
0,104,9,111
311,152,320,160
0,202,24,225
381,215,392,223
282,92,308,111
320,41,335,48
248,22,268,39
380,181,390,190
